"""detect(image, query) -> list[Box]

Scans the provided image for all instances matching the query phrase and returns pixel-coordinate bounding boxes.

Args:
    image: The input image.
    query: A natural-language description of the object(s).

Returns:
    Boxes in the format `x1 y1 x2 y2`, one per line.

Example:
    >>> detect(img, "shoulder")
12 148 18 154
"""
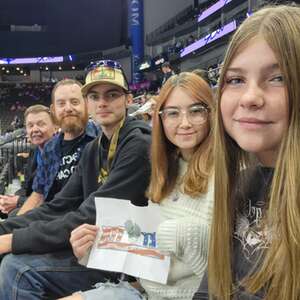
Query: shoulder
43 132 62 151
118 118 152 150
85 120 101 138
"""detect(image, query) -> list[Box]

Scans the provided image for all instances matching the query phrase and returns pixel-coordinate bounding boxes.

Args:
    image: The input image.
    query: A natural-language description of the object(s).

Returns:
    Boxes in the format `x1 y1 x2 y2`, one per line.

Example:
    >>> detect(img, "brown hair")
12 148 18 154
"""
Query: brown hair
51 79 82 104
24 104 52 122
148 72 215 203
208 4 300 300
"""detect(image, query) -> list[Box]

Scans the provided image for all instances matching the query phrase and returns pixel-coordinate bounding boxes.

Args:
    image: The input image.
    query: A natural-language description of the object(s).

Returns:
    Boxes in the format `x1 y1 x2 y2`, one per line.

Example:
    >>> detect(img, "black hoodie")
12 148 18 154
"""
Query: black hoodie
0 117 151 254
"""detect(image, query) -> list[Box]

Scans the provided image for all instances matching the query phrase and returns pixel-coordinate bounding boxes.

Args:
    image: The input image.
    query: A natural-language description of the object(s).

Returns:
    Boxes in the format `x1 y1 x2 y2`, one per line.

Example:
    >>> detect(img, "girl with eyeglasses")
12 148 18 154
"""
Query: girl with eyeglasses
139 72 215 299
193 4 300 300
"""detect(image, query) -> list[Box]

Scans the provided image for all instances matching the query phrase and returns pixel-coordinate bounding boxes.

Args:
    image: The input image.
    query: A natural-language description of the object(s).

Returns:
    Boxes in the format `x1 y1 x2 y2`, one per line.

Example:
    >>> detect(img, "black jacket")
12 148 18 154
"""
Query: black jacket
0 117 151 254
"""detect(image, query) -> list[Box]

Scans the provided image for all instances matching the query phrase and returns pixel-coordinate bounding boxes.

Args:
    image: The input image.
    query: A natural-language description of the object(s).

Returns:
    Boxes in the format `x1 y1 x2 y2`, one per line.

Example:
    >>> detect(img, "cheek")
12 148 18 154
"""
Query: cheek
162 122 174 143
220 96 234 130
87 102 96 116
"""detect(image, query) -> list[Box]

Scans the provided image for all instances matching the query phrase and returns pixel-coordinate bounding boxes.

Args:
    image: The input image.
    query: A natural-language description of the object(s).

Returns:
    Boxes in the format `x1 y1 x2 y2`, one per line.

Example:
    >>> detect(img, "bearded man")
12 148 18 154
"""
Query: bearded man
17 79 99 215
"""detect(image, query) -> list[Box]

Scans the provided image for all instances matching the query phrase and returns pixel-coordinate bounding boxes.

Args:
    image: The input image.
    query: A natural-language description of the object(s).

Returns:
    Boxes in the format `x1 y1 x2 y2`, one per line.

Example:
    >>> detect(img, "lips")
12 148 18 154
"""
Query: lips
235 117 272 129
177 132 196 135
63 114 79 119
97 111 112 116
31 134 42 139
236 117 271 124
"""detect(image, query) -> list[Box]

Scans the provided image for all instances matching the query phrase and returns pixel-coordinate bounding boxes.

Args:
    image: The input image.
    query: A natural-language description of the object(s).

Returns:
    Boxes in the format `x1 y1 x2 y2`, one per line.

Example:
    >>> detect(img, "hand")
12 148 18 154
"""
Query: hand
0 195 19 214
0 234 12 254
70 224 99 260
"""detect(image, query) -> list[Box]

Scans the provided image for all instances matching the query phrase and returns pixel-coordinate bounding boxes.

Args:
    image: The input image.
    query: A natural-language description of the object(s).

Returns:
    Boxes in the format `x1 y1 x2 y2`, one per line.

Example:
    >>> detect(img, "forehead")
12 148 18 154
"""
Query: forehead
164 87 198 108
26 111 52 124
87 83 123 94
228 38 279 70
54 84 83 101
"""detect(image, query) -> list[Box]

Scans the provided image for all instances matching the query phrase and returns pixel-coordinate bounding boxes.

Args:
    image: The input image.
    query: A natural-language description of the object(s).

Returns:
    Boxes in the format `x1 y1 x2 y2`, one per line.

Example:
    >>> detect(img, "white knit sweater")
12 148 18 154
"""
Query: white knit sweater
140 159 214 300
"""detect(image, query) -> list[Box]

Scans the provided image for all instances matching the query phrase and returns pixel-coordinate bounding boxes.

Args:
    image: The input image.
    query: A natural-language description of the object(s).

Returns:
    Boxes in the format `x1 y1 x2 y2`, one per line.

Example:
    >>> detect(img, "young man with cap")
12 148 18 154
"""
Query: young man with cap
0 60 151 299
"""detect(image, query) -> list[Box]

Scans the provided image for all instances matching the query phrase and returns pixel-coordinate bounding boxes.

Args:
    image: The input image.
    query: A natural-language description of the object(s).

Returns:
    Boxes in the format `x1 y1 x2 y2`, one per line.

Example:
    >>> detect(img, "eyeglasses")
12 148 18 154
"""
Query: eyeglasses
86 90 126 103
159 103 210 125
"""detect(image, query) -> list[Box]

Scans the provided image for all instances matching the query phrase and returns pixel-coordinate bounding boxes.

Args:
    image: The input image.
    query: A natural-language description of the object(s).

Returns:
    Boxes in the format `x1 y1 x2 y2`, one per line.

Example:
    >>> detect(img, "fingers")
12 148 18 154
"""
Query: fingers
0 195 18 212
70 224 99 259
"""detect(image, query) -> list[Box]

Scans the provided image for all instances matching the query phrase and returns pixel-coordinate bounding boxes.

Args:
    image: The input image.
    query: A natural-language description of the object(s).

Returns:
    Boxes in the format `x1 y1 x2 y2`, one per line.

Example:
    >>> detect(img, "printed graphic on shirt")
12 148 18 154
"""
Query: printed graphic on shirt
234 199 270 261
56 148 81 181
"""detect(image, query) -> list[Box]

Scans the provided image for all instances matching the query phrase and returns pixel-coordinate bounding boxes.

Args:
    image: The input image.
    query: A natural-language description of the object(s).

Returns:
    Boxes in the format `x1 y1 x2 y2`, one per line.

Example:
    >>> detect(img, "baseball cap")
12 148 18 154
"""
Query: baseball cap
82 60 129 95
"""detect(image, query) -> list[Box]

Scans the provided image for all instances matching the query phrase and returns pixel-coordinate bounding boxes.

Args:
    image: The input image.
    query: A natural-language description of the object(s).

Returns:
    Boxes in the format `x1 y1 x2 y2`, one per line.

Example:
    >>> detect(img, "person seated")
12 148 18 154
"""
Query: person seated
0 60 151 299
61 72 215 300
15 79 98 216
0 105 56 216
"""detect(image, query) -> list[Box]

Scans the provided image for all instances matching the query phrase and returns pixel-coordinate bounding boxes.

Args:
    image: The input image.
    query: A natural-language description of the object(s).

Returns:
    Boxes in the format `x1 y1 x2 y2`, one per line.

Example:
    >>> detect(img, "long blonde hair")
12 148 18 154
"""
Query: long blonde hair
148 72 214 203
209 5 300 300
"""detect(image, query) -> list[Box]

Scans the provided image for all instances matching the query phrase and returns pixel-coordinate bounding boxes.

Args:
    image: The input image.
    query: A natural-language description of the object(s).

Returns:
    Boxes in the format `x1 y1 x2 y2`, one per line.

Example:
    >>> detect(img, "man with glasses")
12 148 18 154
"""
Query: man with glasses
0 60 151 299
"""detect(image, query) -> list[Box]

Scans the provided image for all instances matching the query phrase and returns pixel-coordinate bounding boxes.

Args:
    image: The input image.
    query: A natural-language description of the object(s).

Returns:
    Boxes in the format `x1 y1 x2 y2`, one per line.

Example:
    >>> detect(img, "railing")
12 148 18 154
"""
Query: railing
0 128 32 194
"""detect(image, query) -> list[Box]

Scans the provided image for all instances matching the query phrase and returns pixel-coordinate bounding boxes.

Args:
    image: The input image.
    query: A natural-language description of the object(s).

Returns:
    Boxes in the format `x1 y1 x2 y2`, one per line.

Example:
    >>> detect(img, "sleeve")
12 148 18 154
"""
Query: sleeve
192 271 209 300
11 135 151 254
0 147 85 236
31 151 46 195
157 217 210 278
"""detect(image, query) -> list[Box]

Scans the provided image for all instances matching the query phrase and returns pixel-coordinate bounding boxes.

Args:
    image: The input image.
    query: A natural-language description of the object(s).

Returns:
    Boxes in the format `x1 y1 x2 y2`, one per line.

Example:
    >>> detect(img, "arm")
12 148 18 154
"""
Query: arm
0 143 85 236
0 234 12 255
11 135 151 254
157 217 210 278
16 192 44 215
192 271 209 300
69 223 99 265
0 195 19 214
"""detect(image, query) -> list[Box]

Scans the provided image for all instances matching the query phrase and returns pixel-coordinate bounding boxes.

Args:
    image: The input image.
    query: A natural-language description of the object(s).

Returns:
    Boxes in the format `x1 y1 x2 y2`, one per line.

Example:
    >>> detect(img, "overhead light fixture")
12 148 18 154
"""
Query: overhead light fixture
72 66 75 70
58 66 62 70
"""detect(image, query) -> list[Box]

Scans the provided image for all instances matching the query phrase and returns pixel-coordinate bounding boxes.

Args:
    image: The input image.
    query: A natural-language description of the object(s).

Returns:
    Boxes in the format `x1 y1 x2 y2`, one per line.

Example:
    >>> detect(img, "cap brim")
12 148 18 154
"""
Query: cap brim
82 79 128 95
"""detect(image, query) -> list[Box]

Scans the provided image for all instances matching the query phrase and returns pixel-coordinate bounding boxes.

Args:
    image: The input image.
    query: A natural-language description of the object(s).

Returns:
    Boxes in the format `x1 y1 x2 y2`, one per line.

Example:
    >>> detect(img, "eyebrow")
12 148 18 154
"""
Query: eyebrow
88 88 123 94
163 103 205 109
226 63 281 74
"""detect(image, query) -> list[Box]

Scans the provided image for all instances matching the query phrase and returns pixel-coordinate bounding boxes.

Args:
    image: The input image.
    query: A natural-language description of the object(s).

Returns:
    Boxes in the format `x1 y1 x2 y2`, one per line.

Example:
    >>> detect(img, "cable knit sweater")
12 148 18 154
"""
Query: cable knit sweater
140 159 214 300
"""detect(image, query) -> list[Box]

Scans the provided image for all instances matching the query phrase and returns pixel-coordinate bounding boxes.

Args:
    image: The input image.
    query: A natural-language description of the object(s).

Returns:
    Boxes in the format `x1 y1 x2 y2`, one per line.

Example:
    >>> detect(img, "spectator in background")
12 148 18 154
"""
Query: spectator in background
161 61 176 86
16 79 99 215
192 69 211 86
0 105 56 215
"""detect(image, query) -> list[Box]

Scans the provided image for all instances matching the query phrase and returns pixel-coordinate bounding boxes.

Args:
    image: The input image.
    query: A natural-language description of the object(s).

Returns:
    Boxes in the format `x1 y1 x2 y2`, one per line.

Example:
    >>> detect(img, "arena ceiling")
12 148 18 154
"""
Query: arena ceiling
0 0 129 58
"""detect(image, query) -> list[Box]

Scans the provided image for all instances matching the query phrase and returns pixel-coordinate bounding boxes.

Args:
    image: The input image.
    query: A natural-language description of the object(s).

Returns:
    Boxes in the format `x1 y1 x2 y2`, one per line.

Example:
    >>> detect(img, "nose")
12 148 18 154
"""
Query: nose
179 111 192 128
96 96 108 108
64 101 75 112
239 81 264 110
31 124 40 133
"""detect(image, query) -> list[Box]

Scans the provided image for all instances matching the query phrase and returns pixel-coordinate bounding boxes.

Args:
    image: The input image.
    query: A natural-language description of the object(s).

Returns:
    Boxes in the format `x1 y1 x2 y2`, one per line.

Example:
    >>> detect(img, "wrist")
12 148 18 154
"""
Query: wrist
0 234 12 254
